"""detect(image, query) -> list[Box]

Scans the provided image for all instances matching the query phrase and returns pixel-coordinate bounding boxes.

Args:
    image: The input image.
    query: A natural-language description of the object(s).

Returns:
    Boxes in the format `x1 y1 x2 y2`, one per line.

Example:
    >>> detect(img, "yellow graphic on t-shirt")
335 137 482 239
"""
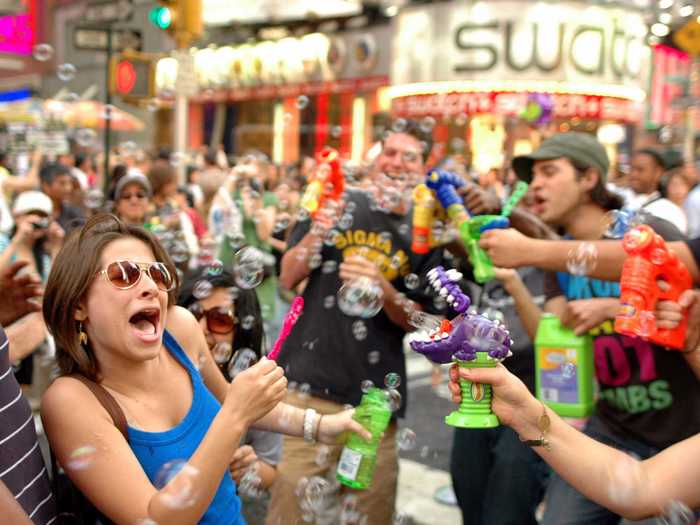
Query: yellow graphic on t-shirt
334 229 411 281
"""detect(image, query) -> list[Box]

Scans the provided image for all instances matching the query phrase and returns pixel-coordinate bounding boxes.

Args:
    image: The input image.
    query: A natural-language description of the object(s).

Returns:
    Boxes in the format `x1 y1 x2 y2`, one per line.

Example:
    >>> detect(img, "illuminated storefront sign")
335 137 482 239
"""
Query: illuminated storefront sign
0 12 35 55
391 90 641 123
392 1 649 98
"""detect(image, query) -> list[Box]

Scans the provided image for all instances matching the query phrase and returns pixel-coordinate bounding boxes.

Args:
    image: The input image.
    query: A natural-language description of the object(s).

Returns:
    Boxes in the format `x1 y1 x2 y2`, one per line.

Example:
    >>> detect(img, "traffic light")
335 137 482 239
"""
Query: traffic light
109 51 156 101
149 0 202 48
149 4 173 30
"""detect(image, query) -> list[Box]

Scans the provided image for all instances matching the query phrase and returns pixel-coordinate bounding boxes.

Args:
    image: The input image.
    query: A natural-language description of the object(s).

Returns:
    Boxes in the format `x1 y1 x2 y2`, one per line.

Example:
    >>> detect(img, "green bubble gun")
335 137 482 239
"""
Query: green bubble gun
461 181 529 283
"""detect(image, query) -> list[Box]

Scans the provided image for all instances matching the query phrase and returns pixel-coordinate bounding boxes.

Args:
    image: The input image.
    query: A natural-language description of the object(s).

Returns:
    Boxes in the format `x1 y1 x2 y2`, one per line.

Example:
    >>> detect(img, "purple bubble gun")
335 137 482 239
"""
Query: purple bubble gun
408 266 512 428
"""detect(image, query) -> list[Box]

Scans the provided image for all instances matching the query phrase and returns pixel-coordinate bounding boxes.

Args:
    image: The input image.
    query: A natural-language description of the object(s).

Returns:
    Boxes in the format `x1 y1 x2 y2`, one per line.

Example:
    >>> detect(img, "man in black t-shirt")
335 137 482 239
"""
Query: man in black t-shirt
268 125 443 524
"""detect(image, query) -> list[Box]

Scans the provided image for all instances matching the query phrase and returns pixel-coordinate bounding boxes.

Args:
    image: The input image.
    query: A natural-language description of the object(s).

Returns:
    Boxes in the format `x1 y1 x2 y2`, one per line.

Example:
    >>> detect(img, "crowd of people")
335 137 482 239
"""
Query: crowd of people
0 119 699 525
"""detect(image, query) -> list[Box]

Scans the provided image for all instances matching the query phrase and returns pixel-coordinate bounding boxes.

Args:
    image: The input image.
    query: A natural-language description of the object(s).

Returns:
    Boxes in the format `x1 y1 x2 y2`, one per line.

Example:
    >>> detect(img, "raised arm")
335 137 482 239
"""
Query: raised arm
482 228 700 284
449 364 700 519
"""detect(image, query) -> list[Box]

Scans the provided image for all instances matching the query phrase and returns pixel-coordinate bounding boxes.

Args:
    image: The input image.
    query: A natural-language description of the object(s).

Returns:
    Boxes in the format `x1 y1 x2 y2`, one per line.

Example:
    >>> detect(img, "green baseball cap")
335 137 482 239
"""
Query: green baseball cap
512 132 609 183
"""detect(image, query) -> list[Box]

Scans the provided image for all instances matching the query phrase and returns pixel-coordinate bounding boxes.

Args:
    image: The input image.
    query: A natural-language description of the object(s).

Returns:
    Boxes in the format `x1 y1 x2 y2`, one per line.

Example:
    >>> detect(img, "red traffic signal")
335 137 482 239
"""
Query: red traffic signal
110 52 156 100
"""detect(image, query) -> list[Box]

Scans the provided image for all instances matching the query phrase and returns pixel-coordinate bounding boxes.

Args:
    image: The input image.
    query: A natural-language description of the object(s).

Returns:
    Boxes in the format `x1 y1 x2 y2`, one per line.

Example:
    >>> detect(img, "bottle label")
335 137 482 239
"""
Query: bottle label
538 347 579 404
337 447 363 481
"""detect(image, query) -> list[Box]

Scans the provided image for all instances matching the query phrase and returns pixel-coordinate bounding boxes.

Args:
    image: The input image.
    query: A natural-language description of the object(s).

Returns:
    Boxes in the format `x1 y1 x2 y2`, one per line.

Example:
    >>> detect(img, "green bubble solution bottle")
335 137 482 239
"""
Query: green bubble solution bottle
336 388 392 490
535 313 595 418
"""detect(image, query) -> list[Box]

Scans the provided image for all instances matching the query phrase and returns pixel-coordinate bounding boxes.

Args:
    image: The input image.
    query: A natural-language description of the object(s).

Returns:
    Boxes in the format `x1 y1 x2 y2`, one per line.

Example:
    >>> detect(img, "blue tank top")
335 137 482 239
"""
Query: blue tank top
127 330 244 525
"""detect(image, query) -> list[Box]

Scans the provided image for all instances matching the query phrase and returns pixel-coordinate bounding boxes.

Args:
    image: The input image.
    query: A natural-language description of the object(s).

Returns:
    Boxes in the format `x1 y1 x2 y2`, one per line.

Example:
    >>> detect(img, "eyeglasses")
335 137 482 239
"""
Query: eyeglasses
97 260 175 292
187 303 235 334
120 192 147 201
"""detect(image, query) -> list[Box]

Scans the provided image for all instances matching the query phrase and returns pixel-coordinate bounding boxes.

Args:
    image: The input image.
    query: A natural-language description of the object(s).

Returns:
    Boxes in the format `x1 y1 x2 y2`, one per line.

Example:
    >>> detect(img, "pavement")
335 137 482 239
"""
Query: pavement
396 348 462 525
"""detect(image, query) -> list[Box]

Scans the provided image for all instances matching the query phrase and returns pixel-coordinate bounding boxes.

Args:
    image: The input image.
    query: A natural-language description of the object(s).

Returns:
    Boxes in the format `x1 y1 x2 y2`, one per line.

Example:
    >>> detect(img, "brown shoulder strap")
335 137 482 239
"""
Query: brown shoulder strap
71 374 129 441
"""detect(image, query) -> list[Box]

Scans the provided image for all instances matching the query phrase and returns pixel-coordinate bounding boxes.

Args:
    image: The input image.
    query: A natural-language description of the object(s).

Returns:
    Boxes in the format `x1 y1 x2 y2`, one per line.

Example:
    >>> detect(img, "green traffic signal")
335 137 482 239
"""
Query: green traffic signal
149 6 172 30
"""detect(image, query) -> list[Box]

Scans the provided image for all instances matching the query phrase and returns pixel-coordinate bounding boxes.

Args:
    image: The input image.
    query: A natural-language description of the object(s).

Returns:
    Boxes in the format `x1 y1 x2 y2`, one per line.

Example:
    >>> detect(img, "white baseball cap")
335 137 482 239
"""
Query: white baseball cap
13 191 53 216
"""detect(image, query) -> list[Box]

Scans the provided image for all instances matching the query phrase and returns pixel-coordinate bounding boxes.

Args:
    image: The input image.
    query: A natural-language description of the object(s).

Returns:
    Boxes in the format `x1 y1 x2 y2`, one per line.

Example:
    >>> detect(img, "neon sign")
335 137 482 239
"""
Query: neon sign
0 13 34 55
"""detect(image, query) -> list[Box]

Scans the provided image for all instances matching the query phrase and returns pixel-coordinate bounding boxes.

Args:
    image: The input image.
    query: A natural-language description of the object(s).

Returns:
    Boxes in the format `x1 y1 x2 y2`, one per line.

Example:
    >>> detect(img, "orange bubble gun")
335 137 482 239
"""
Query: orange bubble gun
411 184 437 254
614 225 692 350
300 147 344 218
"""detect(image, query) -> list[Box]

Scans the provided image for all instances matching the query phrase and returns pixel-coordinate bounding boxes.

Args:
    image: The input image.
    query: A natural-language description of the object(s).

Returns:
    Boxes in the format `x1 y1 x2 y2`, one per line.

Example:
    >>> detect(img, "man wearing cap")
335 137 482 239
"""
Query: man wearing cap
113 171 152 227
480 132 698 525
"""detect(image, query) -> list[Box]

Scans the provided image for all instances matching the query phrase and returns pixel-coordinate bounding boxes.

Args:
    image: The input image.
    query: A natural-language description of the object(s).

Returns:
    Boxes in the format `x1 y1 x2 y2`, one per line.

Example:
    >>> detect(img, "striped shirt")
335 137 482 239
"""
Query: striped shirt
0 326 56 524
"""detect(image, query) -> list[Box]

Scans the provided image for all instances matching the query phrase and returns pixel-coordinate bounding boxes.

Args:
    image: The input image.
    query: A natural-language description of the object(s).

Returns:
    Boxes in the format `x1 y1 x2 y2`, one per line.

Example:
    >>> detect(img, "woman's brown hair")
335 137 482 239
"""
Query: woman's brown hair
43 213 179 381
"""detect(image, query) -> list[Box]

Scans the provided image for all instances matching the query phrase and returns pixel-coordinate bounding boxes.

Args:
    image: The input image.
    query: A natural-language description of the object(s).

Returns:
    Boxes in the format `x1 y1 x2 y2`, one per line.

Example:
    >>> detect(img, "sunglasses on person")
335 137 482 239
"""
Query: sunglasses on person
187 303 235 334
97 260 175 292
120 191 147 201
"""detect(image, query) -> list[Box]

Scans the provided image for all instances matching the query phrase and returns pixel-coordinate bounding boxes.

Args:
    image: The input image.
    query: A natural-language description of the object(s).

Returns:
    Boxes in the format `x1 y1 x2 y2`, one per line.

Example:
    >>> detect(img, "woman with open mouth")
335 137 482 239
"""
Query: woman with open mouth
39 214 369 525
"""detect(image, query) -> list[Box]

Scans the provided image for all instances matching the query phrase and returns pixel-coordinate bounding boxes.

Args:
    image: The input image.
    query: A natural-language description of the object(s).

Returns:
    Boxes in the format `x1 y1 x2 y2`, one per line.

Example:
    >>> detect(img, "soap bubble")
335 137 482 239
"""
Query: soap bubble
66 445 97 471
211 342 232 364
154 460 199 509
315 445 330 467
637 310 657 338
84 189 104 210
33 43 54 61
308 253 322 269
206 260 224 276
420 116 436 133
241 315 255 330
561 362 576 379
338 277 384 318
566 242 598 276
75 128 97 147
169 151 186 167
386 388 402 411
408 311 442 332
419 446 430 458
393 512 410 525
331 125 343 138
146 99 160 112
323 295 335 309
228 232 246 250
299 383 311 399
352 320 368 340
368 351 380 365
361 379 374 393
192 280 213 300
238 468 263 499
384 372 401 389
338 214 353 230
322 260 337 274
233 246 265 289
404 273 419 290
392 119 407 133
57 63 76 82
169 242 189 264
657 501 695 525
302 476 330 514
396 428 416 451
227 348 257 378
296 95 309 109
102 104 115 121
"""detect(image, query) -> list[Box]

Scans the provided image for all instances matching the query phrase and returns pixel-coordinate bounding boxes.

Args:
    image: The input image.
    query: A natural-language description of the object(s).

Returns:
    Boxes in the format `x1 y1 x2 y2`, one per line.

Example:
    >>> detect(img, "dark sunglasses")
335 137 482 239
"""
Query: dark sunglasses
120 191 147 201
97 260 174 292
188 303 235 334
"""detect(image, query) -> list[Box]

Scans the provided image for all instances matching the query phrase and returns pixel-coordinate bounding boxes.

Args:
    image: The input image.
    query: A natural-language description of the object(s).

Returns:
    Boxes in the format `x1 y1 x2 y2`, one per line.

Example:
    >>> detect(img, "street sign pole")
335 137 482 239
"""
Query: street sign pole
103 26 112 196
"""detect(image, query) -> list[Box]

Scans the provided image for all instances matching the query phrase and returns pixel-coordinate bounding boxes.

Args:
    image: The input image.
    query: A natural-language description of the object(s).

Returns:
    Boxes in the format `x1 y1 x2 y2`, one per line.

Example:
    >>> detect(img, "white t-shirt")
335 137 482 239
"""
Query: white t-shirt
627 192 688 235
0 168 14 234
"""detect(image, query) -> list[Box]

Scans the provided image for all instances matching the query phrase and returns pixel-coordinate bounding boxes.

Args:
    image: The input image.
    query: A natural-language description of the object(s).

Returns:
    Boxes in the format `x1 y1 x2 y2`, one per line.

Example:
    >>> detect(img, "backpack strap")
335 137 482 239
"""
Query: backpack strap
70 374 128 440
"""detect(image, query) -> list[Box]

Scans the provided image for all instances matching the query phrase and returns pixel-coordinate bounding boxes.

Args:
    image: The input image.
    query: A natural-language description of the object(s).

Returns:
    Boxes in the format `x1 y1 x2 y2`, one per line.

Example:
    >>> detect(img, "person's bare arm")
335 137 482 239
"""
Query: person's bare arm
494 268 543 340
449 364 700 519
7 313 45 362
2 148 42 194
0 480 32 524
481 229 700 284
